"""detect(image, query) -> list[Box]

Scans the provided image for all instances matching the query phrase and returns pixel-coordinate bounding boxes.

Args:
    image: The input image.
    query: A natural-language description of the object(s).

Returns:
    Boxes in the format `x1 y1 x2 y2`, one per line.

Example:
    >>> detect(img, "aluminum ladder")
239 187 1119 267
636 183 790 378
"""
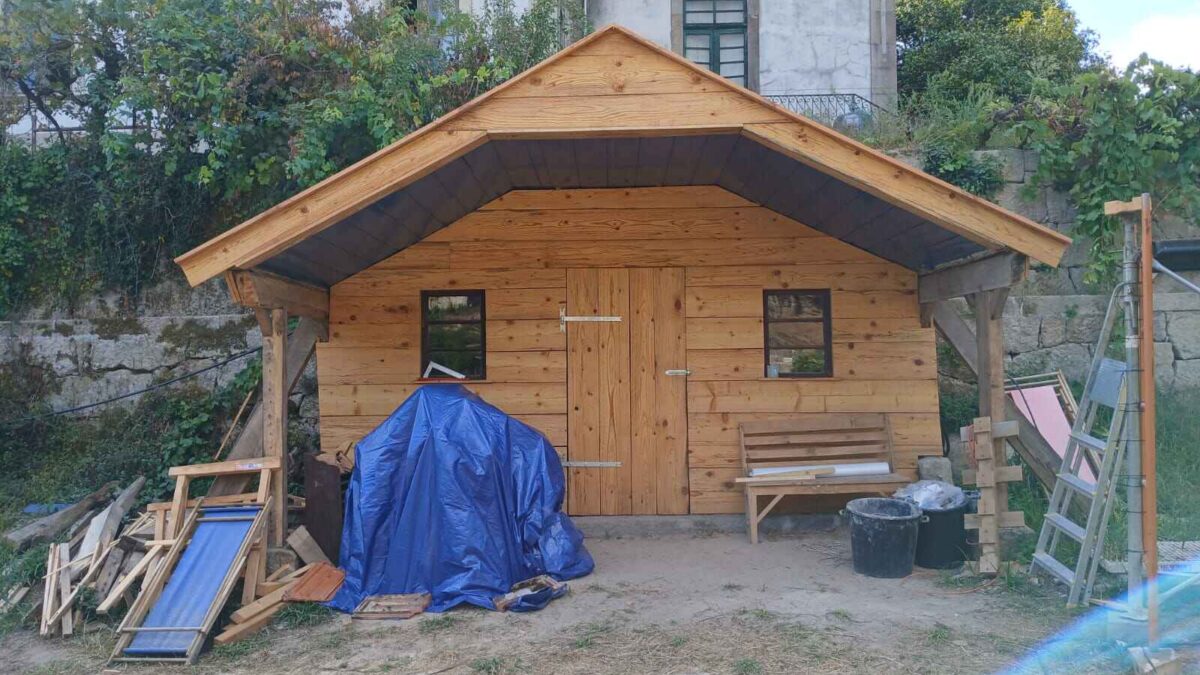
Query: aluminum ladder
1030 285 1130 606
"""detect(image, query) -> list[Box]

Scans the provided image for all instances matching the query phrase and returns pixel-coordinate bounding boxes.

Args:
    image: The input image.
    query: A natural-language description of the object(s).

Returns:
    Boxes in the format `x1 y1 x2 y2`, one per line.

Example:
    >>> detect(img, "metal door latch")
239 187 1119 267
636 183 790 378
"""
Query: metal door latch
664 369 691 376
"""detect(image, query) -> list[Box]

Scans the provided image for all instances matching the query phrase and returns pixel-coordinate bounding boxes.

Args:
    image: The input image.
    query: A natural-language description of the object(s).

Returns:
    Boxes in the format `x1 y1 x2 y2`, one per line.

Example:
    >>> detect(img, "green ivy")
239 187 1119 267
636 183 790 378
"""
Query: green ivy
921 142 1005 199
1009 59 1200 283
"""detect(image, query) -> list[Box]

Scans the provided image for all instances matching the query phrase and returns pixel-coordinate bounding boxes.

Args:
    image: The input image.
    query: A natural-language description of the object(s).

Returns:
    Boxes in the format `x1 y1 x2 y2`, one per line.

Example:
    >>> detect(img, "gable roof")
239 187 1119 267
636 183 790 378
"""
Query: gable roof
175 25 1070 288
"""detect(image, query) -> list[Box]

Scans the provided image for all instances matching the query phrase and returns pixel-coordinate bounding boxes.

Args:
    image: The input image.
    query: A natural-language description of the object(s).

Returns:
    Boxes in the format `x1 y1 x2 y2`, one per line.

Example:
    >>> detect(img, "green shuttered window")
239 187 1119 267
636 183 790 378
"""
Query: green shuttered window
683 0 747 85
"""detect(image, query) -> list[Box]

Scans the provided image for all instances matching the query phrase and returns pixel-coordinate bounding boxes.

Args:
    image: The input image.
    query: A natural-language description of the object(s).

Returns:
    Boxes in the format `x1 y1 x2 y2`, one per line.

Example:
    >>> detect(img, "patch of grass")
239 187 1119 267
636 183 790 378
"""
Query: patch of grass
419 613 461 634
471 656 505 674
669 635 688 648
739 608 777 622
826 609 853 623
274 602 335 629
927 622 953 645
573 620 612 649
732 657 764 674
209 630 271 661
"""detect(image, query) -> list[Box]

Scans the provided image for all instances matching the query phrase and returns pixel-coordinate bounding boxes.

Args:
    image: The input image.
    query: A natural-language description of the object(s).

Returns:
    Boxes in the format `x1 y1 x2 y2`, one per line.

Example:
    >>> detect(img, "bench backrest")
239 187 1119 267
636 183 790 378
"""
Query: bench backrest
738 413 894 474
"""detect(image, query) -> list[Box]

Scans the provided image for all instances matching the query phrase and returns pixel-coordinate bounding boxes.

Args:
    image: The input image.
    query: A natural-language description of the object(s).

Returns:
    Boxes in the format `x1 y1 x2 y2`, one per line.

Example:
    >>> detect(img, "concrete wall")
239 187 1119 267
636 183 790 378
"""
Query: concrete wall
590 0 672 49
758 0 871 98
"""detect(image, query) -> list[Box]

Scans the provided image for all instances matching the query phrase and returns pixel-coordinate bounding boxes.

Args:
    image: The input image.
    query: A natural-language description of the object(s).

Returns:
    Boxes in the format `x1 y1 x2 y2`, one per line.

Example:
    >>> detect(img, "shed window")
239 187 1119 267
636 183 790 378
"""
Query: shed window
683 1 747 86
421 290 485 380
764 290 831 377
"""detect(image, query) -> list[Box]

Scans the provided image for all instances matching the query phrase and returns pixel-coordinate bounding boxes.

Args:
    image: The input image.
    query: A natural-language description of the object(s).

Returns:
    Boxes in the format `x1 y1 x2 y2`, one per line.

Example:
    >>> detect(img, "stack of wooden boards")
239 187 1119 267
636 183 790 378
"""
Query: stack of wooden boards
16 477 147 637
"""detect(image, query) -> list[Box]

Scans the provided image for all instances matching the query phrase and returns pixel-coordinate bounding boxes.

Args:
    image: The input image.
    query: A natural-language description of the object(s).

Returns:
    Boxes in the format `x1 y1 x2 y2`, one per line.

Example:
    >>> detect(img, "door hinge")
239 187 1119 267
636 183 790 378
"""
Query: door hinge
560 307 623 332
561 461 622 468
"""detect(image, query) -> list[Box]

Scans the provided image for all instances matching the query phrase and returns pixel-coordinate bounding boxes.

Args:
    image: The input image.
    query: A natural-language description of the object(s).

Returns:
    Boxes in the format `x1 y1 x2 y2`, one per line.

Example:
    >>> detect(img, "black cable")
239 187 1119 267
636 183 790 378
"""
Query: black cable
0 345 262 427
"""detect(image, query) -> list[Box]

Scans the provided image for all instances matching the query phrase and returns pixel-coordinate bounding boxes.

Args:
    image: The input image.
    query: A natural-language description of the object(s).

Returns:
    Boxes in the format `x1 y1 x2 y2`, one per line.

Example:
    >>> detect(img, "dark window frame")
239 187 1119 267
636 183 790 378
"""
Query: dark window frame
762 289 833 378
420 289 486 380
683 0 748 85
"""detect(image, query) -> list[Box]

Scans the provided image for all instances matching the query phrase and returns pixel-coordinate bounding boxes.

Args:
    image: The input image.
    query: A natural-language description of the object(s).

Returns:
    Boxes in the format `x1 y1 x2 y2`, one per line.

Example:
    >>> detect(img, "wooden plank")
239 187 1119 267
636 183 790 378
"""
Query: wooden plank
628 268 658 514
262 308 288 547
316 348 564 385
226 269 329 321
685 287 916 319
214 603 283 645
325 319 563 351
917 252 1027 304
686 264 915 291
494 51 732 98
176 129 487 285
331 288 565 323
653 268 689 514
686 343 935 381
97 546 162 613
366 242 451 271
567 269 601 515
282 562 345 603
686 317 930 350
168 456 283 478
446 92 789 131
479 186 754 211
447 238 877 270
429 207 819 242
231 581 295 624
687 380 939 413
334 268 565 296
286 526 331 566
56 544 73 636
320 413 568 451
319 382 567 416
597 268 632 515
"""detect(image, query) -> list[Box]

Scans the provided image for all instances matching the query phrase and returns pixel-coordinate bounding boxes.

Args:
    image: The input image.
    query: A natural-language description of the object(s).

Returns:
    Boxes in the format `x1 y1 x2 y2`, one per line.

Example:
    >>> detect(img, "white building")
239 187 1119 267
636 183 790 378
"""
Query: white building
459 0 898 110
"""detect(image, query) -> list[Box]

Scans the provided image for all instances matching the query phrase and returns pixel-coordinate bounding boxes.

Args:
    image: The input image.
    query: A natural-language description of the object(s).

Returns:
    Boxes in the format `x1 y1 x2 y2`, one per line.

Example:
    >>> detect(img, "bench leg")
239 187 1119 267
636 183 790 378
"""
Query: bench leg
746 489 758 544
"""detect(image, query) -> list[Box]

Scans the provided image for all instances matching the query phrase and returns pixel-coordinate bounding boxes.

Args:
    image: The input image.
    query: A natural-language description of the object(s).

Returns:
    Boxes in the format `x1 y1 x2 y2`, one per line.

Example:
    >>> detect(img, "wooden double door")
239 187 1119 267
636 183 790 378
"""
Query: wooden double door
565 268 689 515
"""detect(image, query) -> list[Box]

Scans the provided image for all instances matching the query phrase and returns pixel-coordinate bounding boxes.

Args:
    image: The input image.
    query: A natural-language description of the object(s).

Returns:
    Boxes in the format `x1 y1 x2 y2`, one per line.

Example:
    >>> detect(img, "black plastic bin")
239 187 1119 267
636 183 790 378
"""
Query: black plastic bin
844 497 923 579
915 502 968 569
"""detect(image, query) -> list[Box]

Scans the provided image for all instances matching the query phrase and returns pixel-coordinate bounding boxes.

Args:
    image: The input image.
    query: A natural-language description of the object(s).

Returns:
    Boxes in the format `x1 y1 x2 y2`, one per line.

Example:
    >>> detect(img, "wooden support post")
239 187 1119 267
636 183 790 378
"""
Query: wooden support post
972 288 1012 571
262 308 288 547
1138 193 1159 642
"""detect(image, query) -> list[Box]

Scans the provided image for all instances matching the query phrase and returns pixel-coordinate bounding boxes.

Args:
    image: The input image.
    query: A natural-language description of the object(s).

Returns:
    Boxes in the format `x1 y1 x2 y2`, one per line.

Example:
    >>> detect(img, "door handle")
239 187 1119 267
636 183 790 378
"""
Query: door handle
664 369 691 376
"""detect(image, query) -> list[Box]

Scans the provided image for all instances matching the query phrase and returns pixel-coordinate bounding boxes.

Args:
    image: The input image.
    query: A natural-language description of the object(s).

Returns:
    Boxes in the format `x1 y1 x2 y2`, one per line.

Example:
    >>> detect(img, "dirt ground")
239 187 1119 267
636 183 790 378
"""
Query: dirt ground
2 528 1124 674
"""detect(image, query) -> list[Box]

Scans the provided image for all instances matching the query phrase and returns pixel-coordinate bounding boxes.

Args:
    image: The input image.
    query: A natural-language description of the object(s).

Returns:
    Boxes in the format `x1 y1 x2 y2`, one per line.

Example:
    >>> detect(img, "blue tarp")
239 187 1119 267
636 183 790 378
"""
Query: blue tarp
328 384 593 613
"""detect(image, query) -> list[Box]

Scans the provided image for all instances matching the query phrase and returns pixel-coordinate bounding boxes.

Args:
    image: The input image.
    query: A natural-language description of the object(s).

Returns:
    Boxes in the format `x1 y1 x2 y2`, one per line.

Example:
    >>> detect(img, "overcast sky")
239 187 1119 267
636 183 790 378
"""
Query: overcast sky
1071 0 1199 71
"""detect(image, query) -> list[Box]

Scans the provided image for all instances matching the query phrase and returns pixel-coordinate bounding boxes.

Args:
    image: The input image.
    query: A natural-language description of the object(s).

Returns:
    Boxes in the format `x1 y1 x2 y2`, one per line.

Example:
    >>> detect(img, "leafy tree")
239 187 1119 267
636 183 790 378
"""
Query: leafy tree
897 0 1097 101
1009 58 1200 280
0 0 585 314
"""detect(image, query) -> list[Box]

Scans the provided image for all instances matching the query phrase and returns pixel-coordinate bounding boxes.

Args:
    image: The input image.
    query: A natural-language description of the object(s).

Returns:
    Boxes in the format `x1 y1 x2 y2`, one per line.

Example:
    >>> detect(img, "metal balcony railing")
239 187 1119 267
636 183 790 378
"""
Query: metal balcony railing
764 93 890 130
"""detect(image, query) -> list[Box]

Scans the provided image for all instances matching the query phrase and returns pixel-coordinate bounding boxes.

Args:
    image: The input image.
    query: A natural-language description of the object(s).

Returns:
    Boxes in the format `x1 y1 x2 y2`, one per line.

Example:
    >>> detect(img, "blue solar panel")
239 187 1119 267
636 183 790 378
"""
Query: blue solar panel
124 505 262 658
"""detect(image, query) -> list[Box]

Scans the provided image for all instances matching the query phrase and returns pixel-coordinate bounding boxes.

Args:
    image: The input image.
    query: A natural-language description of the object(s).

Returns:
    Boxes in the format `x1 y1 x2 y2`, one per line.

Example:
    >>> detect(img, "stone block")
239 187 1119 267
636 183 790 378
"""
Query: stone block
996 184 1048 223
945 435 968 485
1173 360 1200 389
1045 189 1076 225
1156 342 1176 390
918 456 954 483
1009 343 1092 381
1167 312 1200 360
1003 311 1041 353
1039 315 1066 348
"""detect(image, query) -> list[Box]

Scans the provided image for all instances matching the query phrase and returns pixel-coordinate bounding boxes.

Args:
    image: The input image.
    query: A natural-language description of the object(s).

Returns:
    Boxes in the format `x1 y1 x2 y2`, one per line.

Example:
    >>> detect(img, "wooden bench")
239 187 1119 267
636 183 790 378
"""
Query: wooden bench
738 414 911 543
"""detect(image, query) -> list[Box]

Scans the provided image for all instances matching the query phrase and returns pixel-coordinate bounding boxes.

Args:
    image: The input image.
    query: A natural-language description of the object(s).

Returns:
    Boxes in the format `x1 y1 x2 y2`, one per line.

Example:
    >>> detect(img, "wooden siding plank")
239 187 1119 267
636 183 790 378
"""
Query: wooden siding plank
447 238 877 269
331 288 564 323
494 52 729 98
686 380 938 414
445 92 788 131
597 269 632 515
628 268 658 513
430 207 819 242
319 383 566 416
316 348 564 385
686 264 914 291
479 186 754 211
686 343 935 381
653 268 689 514
321 413 568 451
567 269 601 515
685 287 918 319
335 268 565 296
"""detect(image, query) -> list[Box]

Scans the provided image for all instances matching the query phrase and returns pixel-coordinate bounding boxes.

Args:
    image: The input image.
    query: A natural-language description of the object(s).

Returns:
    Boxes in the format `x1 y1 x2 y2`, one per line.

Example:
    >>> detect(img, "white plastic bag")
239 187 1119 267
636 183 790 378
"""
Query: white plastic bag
894 480 966 510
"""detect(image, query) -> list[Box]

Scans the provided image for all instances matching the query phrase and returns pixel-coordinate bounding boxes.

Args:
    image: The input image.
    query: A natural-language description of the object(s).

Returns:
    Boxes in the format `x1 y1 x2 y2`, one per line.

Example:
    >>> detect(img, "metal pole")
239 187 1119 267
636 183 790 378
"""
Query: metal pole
1138 193 1159 642
1123 217 1146 620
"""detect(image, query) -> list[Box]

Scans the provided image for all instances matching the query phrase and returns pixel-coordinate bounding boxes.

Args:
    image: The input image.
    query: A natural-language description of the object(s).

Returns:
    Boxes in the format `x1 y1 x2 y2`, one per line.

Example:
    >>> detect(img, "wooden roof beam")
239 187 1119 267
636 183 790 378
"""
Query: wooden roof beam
917 251 1027 305
225 269 329 323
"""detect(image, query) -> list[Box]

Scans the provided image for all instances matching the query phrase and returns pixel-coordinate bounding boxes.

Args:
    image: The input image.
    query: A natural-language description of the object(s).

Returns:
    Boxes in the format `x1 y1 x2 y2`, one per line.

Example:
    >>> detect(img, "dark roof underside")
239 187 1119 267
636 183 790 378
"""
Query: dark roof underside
258 134 988 287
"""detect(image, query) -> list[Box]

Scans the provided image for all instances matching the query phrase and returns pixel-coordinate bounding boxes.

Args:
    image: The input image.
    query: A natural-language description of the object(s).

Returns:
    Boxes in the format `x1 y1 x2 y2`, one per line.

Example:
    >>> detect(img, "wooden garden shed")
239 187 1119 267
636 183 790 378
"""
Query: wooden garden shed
176 26 1070 525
